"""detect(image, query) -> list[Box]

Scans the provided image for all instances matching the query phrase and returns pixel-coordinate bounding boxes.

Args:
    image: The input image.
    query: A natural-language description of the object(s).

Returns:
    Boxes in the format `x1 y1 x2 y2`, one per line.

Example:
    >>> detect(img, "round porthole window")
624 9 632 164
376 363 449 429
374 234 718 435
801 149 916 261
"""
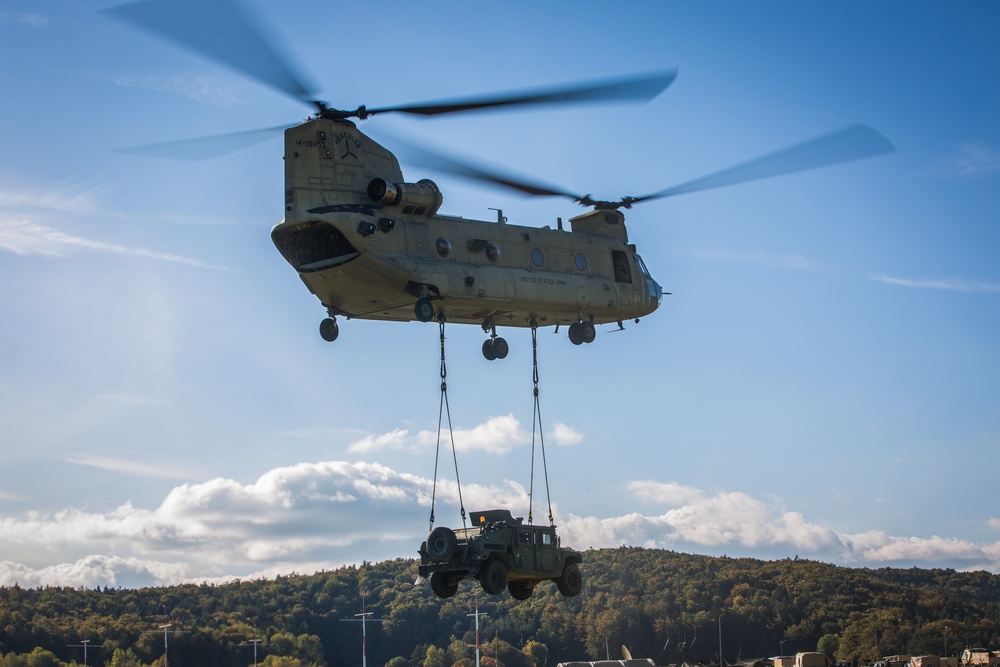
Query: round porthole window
436 238 451 257
531 248 544 267
486 243 501 262
575 253 587 271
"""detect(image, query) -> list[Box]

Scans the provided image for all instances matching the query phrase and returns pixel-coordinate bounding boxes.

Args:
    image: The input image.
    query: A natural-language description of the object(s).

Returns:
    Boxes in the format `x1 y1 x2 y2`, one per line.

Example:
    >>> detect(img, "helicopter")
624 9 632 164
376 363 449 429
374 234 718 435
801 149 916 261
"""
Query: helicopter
108 0 895 361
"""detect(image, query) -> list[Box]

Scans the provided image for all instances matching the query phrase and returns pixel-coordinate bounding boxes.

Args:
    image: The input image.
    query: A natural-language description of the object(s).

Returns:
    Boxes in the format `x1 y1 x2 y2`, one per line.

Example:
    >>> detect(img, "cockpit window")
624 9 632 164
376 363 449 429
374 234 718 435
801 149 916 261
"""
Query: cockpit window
635 253 652 278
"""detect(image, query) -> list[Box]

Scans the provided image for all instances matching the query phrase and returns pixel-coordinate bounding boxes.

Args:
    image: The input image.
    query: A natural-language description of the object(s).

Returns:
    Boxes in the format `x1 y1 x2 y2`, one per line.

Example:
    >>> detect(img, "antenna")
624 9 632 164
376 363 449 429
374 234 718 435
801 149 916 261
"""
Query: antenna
340 594 385 667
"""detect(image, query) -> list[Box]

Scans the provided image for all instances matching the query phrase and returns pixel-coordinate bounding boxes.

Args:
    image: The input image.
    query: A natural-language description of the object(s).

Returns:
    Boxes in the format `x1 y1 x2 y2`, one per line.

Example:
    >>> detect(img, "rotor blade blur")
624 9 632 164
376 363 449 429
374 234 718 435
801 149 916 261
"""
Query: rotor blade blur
366 70 677 117
383 132 582 200
104 0 317 106
117 125 287 160
633 124 896 203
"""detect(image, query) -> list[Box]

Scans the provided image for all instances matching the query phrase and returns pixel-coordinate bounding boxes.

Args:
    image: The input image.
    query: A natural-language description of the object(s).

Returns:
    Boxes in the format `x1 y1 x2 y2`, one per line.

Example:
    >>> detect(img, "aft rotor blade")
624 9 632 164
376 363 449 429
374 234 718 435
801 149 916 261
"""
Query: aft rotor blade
631 124 896 204
104 0 318 106
117 125 288 160
365 70 677 117
384 132 583 200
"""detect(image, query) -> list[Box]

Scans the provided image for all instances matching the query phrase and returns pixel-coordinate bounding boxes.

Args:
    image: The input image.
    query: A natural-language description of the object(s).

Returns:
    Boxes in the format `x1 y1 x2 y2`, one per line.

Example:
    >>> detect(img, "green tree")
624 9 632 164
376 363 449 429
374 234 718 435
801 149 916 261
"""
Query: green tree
24 648 60 667
423 645 447 667
817 634 839 659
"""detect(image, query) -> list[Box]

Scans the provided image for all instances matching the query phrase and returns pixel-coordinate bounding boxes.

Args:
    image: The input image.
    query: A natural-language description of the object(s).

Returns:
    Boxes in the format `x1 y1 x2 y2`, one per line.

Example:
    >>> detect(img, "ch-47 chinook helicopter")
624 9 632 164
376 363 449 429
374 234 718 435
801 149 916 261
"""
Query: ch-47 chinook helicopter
109 0 895 361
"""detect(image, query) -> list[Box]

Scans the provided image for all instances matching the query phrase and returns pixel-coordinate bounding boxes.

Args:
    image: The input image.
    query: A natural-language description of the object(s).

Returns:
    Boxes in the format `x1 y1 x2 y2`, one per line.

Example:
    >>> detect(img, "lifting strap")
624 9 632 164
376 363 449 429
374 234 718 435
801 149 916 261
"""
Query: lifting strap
429 315 468 534
528 321 554 526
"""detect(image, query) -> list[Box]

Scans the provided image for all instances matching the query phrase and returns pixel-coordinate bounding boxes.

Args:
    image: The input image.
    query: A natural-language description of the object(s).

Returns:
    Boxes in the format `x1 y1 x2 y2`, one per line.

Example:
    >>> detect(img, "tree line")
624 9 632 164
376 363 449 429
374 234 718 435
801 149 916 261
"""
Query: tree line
0 548 997 667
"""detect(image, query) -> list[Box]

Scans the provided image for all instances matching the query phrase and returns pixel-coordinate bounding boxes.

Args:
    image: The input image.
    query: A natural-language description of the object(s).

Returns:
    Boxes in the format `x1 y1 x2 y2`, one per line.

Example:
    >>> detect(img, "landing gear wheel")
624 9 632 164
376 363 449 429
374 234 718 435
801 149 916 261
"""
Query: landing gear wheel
581 321 596 344
319 317 339 342
426 526 457 561
568 322 584 345
480 559 508 595
430 572 459 599
482 339 497 361
556 562 582 597
414 298 435 323
492 337 509 359
508 579 534 600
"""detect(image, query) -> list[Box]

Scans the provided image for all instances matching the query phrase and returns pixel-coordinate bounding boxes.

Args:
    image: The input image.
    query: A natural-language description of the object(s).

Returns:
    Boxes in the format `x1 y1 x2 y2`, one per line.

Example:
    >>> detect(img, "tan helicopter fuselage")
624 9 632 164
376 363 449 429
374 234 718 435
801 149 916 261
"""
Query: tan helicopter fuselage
270 118 664 331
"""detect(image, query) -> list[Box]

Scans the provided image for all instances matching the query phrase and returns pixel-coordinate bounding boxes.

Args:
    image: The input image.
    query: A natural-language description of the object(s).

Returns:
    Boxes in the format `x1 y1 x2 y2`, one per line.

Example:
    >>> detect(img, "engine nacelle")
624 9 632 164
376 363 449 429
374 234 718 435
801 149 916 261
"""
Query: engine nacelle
367 178 443 217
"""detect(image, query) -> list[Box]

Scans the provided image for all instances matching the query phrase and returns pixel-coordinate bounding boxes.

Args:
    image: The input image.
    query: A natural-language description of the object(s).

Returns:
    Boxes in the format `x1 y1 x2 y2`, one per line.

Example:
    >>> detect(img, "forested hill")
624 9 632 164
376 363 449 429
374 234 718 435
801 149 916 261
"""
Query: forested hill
1 548 998 667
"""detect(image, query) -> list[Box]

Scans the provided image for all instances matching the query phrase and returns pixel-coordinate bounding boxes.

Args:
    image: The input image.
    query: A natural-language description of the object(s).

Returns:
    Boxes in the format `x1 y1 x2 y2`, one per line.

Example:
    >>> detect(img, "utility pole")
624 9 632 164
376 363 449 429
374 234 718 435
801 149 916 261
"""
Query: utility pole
340 595 385 667
67 639 99 666
239 638 271 666
467 600 488 667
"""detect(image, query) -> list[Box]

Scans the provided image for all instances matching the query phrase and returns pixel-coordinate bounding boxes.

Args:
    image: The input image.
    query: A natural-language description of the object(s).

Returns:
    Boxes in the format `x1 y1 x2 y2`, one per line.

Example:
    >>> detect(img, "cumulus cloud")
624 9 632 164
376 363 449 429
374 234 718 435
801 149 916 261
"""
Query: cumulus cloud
551 421 584 445
2 464 999 588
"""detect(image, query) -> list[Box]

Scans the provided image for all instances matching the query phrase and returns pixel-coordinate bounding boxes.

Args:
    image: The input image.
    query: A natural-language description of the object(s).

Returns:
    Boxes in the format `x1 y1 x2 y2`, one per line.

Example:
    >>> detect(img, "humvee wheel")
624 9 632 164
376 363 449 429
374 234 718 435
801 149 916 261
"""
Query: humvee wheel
426 526 457 561
430 572 459 599
508 579 534 600
480 559 508 595
556 562 582 597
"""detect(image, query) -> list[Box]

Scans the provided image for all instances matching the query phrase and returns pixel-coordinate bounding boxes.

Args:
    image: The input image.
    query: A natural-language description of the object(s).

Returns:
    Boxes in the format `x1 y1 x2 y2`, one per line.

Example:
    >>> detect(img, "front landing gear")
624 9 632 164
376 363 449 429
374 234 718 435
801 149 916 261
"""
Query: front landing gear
319 317 339 342
481 318 508 361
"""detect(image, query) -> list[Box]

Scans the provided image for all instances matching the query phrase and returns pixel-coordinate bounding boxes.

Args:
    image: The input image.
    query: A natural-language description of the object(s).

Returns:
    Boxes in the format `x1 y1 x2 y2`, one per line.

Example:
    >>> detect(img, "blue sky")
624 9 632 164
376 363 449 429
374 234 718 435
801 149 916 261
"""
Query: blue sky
1 0 998 588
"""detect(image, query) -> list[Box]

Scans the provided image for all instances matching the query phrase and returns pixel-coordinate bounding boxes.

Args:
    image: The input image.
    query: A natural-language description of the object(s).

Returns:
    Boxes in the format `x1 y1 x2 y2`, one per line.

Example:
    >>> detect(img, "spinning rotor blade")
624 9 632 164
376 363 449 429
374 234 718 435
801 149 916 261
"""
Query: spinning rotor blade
627 123 896 205
385 133 581 199
363 70 678 118
104 0 318 106
393 124 895 212
118 125 289 160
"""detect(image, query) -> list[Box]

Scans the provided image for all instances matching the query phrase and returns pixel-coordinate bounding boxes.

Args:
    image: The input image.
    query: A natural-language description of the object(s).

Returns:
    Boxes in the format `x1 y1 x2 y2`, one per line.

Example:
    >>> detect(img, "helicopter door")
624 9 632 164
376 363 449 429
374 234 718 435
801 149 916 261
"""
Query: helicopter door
611 250 632 284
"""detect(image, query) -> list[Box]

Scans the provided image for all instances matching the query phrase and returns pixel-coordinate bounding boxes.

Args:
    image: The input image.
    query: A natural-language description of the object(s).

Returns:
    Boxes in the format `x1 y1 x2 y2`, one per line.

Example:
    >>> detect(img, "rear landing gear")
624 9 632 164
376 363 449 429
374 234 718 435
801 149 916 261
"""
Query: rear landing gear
568 321 595 346
481 318 508 361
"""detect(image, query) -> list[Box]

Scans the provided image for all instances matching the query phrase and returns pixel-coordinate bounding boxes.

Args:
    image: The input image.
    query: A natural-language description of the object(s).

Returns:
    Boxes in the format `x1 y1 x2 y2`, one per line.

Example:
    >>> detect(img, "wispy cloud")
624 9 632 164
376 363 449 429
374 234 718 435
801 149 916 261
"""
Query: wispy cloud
0 12 48 27
109 73 238 106
0 461 998 588
944 143 1000 177
868 274 1000 294
0 218 224 269
64 454 193 480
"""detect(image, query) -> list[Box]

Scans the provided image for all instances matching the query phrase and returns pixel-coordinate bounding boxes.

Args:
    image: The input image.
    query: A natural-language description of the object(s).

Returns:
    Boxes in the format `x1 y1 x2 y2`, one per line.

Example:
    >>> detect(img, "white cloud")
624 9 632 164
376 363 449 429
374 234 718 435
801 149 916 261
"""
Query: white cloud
110 73 238 106
348 414 530 455
551 421 584 445
0 12 48 27
2 464 998 588
686 248 821 272
65 454 193 480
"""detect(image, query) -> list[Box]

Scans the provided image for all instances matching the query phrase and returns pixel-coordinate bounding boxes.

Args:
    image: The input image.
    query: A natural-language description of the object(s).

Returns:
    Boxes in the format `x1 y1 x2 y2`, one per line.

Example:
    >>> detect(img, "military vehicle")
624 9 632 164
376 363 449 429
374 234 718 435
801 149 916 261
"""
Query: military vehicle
418 509 582 600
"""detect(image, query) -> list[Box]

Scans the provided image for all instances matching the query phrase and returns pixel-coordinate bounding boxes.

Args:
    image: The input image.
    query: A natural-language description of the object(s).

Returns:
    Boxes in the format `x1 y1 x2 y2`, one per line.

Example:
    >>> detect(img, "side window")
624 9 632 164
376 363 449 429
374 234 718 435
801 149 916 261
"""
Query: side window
612 250 632 284
542 532 553 546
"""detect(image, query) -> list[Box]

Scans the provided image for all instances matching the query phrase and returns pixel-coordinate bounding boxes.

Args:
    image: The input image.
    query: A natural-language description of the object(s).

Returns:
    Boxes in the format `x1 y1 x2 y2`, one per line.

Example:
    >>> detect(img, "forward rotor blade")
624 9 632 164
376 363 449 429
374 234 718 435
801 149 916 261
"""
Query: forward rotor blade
117 125 288 160
384 132 583 200
104 0 317 106
630 124 896 204
365 70 677 117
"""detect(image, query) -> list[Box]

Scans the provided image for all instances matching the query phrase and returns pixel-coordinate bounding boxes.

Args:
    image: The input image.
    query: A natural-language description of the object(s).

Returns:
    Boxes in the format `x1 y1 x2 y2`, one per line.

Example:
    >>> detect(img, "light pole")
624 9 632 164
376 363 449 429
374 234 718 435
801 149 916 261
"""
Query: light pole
780 640 786 657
